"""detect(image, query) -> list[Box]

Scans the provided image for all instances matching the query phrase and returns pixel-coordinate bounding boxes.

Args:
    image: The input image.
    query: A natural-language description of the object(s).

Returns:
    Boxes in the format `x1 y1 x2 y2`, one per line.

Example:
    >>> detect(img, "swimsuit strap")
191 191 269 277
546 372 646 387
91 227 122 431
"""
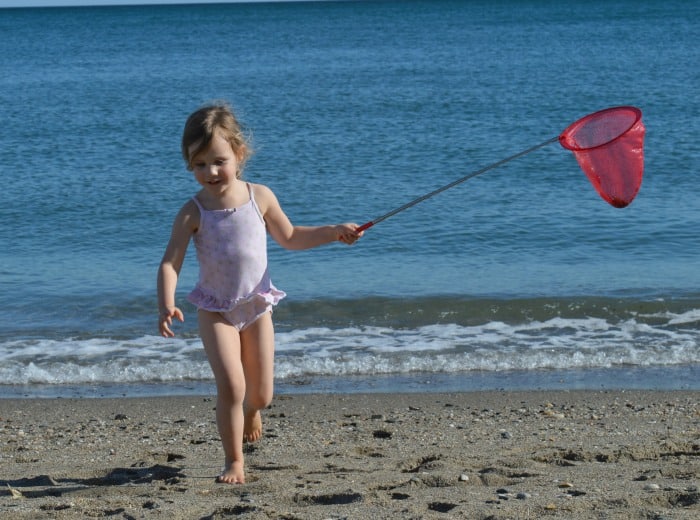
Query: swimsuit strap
247 183 265 223
191 196 204 211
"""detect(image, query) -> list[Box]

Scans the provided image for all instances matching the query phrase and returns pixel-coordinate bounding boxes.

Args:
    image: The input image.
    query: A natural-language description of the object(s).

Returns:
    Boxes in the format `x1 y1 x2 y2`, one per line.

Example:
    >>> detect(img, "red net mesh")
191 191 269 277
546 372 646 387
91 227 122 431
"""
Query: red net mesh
559 106 645 208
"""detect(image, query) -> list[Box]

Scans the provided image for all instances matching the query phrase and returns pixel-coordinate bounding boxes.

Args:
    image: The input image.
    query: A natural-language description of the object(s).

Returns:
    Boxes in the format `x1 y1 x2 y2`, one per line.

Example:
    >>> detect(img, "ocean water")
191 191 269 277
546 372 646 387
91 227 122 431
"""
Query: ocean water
1 0 699 398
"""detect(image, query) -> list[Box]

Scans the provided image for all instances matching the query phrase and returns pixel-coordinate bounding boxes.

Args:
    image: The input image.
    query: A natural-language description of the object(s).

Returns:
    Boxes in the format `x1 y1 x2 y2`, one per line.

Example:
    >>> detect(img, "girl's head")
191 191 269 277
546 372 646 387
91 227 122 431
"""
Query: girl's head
181 102 252 177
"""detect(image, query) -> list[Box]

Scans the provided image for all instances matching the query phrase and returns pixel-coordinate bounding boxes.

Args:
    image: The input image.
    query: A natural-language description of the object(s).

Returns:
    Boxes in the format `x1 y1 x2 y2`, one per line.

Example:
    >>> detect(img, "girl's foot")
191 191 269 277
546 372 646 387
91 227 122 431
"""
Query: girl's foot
217 460 245 484
243 409 263 443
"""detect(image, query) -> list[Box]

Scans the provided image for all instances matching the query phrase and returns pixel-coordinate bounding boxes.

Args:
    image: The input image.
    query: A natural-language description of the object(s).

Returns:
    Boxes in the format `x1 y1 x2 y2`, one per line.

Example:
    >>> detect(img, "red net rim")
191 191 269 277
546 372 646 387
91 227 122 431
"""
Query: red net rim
559 106 642 152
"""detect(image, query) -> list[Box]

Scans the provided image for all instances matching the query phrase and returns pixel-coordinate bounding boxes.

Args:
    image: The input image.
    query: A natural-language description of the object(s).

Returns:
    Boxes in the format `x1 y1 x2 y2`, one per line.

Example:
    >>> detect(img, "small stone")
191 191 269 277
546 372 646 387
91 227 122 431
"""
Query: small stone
458 473 469 482
500 430 512 439
543 410 565 419
644 483 660 491
545 503 557 510
516 492 531 500
558 482 574 488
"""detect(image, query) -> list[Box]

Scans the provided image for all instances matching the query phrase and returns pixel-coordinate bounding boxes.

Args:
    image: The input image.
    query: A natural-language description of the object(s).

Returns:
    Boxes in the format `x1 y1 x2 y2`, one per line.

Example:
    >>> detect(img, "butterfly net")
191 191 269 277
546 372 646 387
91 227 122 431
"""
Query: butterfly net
559 106 645 208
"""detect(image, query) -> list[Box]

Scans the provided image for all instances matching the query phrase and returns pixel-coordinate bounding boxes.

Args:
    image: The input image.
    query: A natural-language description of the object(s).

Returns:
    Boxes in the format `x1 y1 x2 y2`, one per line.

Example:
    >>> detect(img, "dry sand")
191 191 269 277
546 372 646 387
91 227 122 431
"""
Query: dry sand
1 390 698 519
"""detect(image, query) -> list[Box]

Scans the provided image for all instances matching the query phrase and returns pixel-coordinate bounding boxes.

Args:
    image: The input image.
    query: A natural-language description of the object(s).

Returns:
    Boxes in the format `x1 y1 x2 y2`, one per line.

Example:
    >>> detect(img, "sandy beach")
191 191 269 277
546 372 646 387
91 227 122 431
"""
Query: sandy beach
1 390 698 519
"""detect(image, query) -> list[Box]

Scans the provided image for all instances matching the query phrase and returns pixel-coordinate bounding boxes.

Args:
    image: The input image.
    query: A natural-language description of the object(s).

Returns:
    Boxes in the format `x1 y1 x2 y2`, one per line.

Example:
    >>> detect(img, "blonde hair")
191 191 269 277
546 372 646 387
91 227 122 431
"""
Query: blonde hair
181 102 252 177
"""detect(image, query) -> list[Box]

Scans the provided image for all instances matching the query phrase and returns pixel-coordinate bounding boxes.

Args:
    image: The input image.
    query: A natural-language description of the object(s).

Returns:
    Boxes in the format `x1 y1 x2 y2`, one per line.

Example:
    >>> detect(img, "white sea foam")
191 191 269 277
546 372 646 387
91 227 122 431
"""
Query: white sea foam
1 316 698 386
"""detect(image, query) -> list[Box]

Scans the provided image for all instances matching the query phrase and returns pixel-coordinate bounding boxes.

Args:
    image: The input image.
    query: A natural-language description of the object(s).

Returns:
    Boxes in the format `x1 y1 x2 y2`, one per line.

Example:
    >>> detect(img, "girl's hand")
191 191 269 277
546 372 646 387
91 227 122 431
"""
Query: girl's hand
159 307 184 337
336 224 363 245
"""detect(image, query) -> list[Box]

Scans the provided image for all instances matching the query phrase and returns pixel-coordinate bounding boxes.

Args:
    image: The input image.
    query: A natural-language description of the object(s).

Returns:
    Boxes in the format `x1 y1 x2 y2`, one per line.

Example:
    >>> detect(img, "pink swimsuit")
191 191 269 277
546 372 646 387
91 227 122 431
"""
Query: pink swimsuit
187 184 286 330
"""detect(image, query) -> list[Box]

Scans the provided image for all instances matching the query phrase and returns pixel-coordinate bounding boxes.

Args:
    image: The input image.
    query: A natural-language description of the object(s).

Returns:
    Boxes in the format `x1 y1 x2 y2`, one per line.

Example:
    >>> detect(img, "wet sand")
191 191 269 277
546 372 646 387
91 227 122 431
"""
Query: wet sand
1 390 698 519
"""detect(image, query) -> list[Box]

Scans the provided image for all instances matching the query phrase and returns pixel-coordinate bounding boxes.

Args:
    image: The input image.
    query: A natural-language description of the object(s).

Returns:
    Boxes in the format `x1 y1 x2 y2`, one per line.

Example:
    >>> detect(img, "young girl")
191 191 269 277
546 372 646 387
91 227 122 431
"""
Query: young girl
157 102 362 484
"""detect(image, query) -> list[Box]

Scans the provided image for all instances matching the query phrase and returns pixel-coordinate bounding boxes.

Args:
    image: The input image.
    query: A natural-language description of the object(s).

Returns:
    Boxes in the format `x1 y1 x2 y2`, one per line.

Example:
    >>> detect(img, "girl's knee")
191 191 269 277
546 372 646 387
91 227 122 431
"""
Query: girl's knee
216 378 246 404
245 389 273 411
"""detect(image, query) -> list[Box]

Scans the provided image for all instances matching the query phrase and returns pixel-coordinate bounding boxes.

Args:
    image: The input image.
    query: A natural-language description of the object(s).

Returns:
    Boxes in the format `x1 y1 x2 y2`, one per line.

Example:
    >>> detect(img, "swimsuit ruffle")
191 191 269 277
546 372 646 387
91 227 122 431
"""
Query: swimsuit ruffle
187 285 286 312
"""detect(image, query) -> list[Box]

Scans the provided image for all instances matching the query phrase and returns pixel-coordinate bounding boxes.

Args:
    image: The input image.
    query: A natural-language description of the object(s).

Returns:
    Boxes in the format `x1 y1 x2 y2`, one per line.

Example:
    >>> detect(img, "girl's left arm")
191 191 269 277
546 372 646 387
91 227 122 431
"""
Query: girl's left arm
255 184 362 249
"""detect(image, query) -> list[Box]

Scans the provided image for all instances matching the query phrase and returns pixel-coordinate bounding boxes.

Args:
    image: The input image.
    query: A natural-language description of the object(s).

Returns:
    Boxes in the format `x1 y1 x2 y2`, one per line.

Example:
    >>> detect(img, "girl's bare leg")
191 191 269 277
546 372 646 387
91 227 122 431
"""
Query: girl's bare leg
240 311 275 443
198 310 246 484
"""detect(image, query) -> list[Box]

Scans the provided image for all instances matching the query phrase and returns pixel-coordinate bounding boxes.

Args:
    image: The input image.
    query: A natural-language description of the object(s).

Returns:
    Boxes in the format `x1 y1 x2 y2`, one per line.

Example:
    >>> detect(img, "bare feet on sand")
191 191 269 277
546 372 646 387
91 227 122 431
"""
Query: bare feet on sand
217 460 245 484
243 409 263 443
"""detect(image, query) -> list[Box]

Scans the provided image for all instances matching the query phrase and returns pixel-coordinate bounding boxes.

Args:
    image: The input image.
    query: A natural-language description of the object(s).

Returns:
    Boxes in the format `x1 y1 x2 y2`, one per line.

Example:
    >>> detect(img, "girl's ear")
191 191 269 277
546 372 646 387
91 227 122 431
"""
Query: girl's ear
235 144 249 178
235 143 249 163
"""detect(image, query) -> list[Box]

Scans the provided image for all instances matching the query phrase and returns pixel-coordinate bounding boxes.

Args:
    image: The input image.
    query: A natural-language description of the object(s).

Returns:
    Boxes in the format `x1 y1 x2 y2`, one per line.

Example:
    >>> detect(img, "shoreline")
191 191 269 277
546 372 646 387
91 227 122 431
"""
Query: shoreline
1 390 698 519
3 365 700 399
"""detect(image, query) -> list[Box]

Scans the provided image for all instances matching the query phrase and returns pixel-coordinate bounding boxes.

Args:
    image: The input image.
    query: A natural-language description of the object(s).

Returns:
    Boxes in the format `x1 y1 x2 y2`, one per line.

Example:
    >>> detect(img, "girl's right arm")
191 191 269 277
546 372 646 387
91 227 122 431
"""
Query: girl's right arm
157 200 199 337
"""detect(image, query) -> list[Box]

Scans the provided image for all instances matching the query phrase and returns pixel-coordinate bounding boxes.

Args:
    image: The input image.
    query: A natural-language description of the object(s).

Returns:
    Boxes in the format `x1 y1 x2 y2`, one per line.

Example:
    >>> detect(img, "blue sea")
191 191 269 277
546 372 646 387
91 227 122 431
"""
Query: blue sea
1 0 699 398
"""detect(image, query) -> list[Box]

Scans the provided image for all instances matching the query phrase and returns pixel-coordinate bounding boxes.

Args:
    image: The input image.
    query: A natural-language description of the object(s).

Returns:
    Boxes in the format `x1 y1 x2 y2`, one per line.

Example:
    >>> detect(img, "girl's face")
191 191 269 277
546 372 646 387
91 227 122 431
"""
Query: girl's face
189 131 240 195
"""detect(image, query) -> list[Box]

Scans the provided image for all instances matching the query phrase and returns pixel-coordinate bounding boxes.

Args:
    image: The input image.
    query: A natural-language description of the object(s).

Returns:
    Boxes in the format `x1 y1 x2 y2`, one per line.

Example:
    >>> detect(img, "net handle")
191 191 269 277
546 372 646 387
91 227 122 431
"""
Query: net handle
357 136 559 233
